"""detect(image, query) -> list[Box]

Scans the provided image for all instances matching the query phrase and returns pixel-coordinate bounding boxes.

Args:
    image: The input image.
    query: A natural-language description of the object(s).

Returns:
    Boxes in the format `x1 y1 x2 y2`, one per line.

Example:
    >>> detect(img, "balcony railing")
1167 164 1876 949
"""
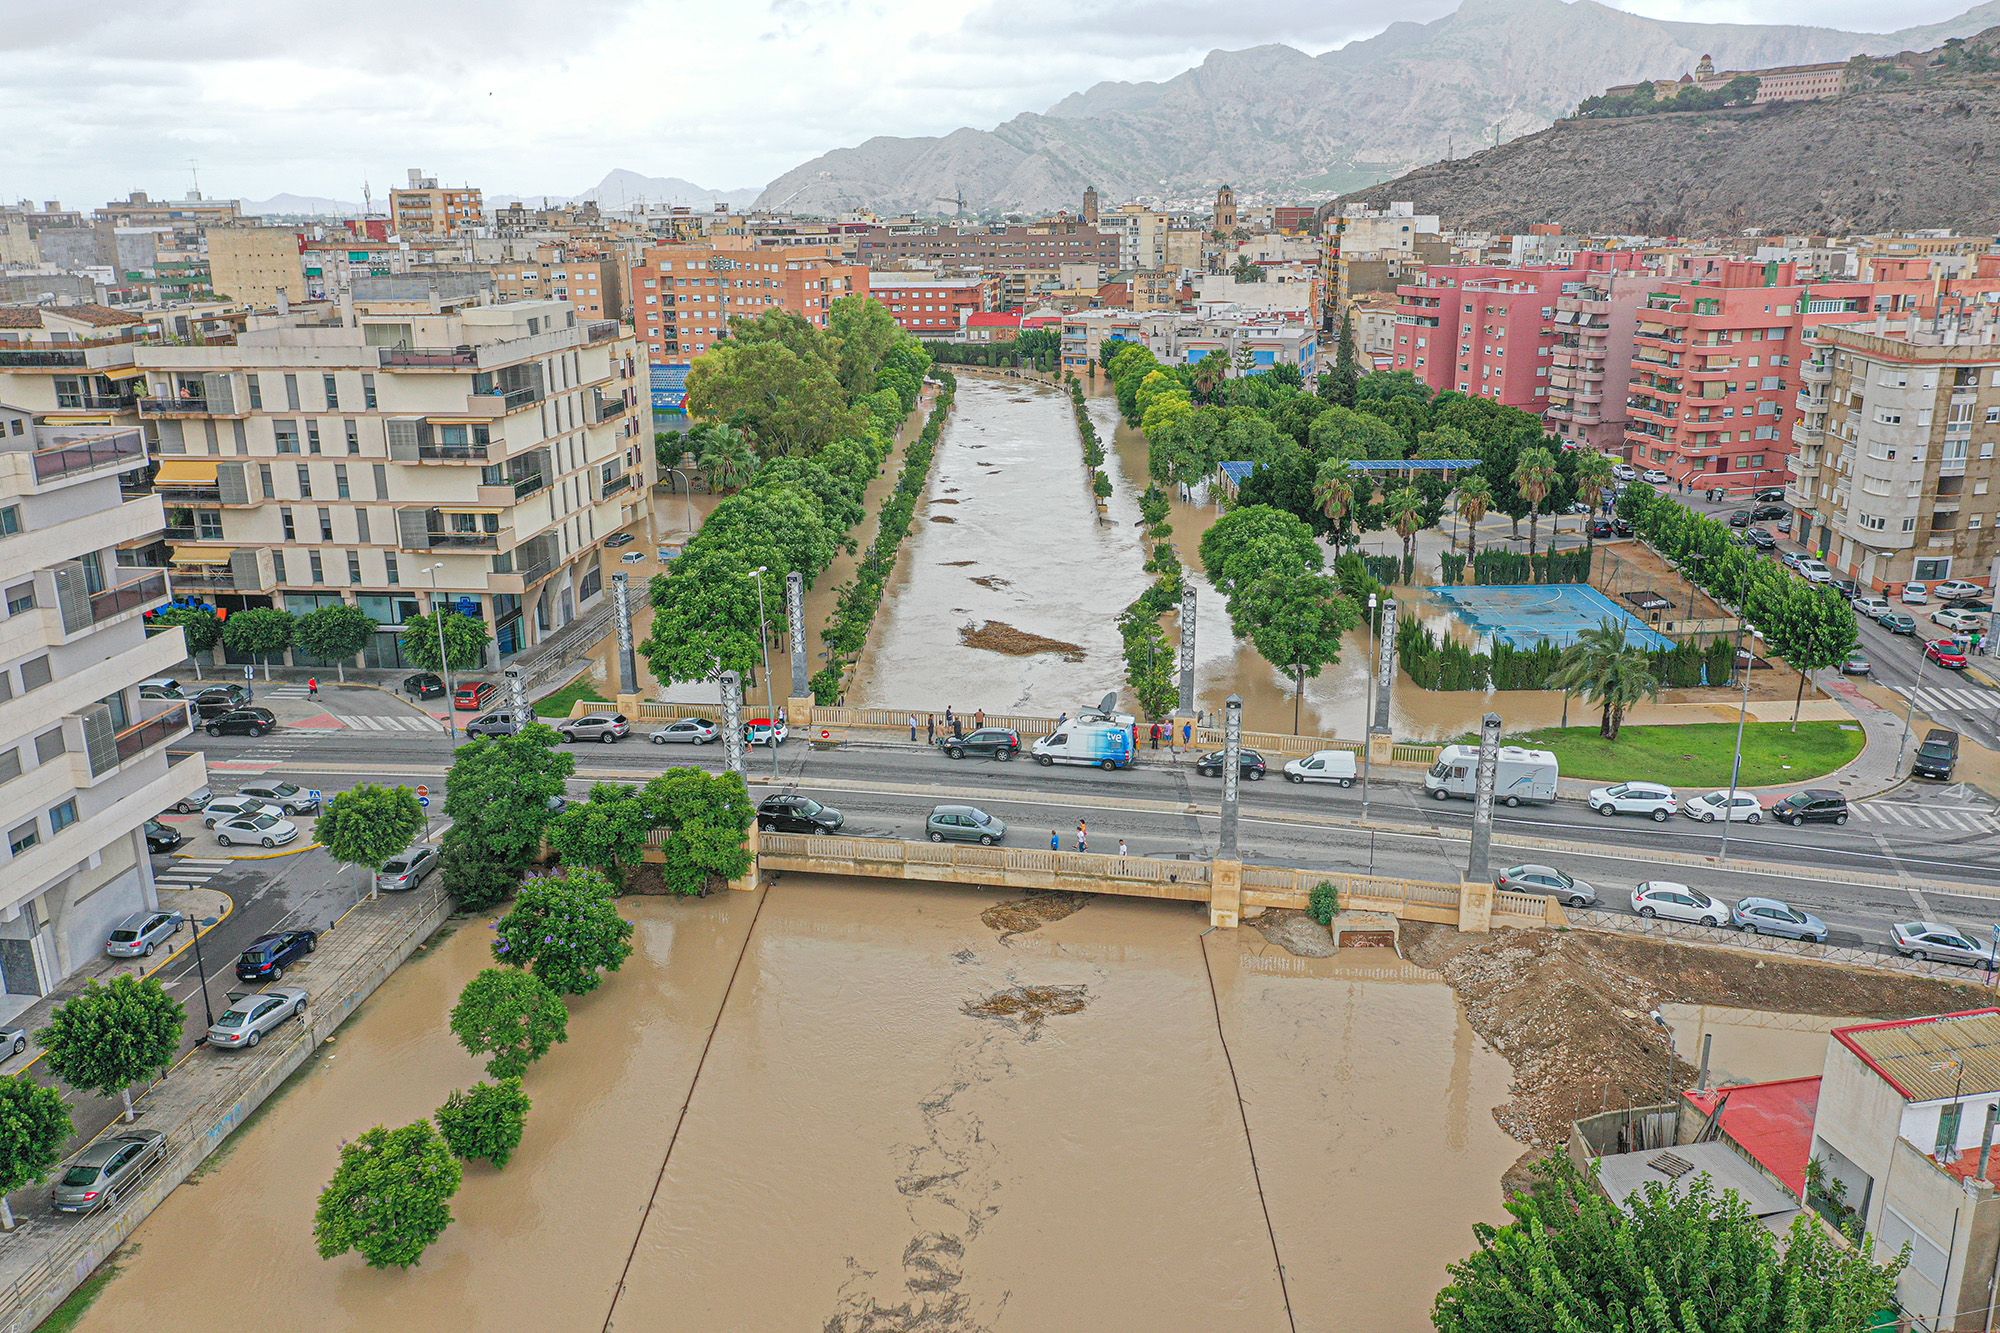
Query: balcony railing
591 392 625 424
55 393 135 411
0 348 87 368
414 442 491 463
29 430 147 483
510 472 547 499
60 570 167 635
600 471 632 499
584 320 621 344
423 529 500 550
473 386 541 412
114 707 188 767
380 346 478 368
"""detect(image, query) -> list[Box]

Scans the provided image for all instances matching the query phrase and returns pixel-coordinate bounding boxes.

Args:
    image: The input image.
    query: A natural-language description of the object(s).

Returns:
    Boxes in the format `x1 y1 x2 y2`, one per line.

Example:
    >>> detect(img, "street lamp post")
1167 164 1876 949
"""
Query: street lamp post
1895 637 1932 775
1650 1008 1676 1142
1361 592 1378 824
1718 630 1757 863
427 563 456 741
185 910 214 1029
747 567 779 781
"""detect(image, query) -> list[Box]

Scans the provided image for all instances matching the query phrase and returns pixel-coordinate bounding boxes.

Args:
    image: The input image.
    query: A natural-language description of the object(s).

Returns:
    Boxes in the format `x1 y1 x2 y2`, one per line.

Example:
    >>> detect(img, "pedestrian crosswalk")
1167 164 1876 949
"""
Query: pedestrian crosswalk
1890 684 2000 715
153 857 228 888
1849 800 2000 834
331 714 445 733
262 684 312 699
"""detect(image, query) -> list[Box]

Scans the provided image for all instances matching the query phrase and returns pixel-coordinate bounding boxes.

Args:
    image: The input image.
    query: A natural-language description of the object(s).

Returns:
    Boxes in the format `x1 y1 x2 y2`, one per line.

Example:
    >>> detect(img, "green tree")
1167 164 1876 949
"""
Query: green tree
439 827 521 912
1757 581 1861 728
491 869 634 996
398 609 490 674
1323 307 1359 407
313 1121 462 1271
442 725 575 873
829 294 902 395
0 1075 73 1230
1199 505 1323 596
692 422 758 492
151 606 220 678
1511 447 1559 561
641 545 769 685
450 968 569 1079
1570 451 1615 551
642 768 755 896
1230 571 1361 733
1229 255 1267 283
1311 459 1357 549
1432 1153 1903 1333
291 603 378 682
1386 484 1427 579
1308 404 1404 460
684 340 861 458
1548 621 1661 740
219 606 295 678
1455 475 1494 560
545 781 653 887
317 782 426 898
37 974 184 1122
435 1079 532 1170
722 307 838 373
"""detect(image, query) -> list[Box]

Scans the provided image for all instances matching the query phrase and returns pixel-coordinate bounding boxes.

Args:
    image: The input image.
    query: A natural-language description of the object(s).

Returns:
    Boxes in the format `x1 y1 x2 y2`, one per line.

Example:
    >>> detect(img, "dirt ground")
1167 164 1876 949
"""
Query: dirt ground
1399 923 1989 1187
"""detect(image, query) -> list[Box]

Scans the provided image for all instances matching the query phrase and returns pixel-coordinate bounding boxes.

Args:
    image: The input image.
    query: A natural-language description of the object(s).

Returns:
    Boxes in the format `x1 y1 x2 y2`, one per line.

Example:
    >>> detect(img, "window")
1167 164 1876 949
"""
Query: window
247 374 263 410
33 725 63 761
362 374 377 409
297 464 312 498
334 465 350 499
323 374 339 409
347 551 362 583
344 418 359 454
306 421 322 454
0 748 18 784
19 656 51 691
272 551 287 582
283 373 300 410
372 463 387 498
48 800 76 834
5 582 33 615
280 507 296 540
318 507 334 541
274 421 300 454
308 551 324 584
259 463 275 498
355 508 370 543
0 504 20 536
384 552 400 585
8 821 37 856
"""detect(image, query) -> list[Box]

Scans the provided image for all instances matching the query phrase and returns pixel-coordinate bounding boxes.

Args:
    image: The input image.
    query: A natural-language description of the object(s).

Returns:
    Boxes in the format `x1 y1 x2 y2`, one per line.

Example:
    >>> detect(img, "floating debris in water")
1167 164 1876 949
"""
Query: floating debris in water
962 984 1089 1038
958 621 1083 662
980 892 1088 940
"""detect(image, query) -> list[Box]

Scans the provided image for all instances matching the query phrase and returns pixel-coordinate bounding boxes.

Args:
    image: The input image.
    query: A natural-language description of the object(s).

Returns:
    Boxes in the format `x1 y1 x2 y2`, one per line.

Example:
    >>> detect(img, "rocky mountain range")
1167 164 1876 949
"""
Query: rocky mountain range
756 0 2000 216
1344 28 2000 234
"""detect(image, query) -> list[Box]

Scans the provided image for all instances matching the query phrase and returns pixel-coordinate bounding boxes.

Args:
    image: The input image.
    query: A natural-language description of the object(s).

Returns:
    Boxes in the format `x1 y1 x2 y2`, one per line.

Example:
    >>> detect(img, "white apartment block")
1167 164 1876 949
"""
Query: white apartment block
0 405 206 1003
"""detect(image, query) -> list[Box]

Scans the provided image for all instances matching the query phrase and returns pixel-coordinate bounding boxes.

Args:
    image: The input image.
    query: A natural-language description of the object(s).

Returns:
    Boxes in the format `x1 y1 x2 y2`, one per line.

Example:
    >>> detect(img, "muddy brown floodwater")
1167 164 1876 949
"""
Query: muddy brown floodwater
82 879 1515 1332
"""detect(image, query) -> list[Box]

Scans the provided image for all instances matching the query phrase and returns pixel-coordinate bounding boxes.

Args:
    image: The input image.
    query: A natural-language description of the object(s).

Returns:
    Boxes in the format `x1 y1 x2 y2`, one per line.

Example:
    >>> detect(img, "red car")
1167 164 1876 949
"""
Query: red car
1926 638 1970 670
453 680 497 710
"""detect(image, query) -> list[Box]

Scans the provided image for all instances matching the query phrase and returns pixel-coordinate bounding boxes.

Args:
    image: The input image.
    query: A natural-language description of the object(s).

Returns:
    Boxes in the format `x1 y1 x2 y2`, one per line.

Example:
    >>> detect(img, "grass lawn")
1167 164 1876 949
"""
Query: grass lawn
1480 720 1867 788
532 673 611 719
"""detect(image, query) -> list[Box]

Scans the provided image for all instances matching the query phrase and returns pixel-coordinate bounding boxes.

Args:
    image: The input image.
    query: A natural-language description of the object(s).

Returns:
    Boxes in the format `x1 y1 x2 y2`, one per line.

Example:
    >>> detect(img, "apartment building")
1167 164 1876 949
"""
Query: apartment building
207 225 306 306
121 299 646 663
630 242 866 365
1546 271 1652 453
493 255 625 323
1390 253 1648 413
865 273 990 336
0 404 206 1001
853 224 1120 273
1791 312 2000 595
1061 308 1315 382
390 169 484 237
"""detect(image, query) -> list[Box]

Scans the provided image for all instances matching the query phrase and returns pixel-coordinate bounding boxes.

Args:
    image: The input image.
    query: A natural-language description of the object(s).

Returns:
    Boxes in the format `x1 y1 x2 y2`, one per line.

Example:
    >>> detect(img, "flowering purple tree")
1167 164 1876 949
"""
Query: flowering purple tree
489 868 633 996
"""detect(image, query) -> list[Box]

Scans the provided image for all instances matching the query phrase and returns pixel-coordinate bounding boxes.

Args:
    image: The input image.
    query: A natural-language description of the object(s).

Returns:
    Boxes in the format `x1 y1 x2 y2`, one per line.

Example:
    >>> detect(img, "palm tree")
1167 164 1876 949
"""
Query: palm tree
1549 621 1660 739
695 423 757 493
1311 460 1355 550
1190 354 1228 404
1455 475 1494 561
1572 452 1615 553
1387 485 1425 583
1513 446 1559 563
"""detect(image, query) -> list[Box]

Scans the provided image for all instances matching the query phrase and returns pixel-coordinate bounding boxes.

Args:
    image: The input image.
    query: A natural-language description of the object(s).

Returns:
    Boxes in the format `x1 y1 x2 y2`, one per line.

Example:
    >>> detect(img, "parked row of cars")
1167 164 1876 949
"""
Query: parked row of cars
140 678 275 737
1585 781 1850 827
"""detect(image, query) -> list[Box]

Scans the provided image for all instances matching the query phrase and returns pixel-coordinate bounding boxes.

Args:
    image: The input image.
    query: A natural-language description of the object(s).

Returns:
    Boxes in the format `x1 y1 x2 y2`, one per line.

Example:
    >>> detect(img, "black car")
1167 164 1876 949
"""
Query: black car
1726 510 1751 528
939 727 1021 760
189 687 252 720
1767 789 1849 827
1750 503 1788 522
143 818 183 853
1753 488 1786 503
1745 528 1777 550
1589 518 1614 539
205 707 275 737
1945 598 1994 614
402 672 446 700
1613 517 1634 537
235 929 317 982
1195 748 1266 780
1829 577 1860 600
756 794 844 834
1914 728 1960 780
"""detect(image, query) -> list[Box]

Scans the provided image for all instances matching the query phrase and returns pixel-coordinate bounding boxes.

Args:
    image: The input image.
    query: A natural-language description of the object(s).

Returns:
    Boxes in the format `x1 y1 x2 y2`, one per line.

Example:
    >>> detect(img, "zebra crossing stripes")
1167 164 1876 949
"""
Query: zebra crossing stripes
331 714 444 733
1890 684 2000 714
260 685 312 699
1848 801 1999 834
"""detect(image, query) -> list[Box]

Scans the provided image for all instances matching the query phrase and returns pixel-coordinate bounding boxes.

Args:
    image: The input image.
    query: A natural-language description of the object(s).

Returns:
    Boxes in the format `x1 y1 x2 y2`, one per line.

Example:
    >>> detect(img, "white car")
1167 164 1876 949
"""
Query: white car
213 812 299 848
1681 791 1762 824
1586 781 1677 823
1796 559 1832 583
1612 463 1638 482
1934 607 1988 635
1902 582 1930 604
1631 881 1729 926
200 796 284 828
1933 580 1983 601
1851 595 1893 619
1641 468 1671 485
618 551 646 564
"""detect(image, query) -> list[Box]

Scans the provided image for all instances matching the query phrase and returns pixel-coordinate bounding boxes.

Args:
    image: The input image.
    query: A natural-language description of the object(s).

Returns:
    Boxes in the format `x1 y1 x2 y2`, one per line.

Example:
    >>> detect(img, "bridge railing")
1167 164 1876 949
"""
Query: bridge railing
759 832 1211 885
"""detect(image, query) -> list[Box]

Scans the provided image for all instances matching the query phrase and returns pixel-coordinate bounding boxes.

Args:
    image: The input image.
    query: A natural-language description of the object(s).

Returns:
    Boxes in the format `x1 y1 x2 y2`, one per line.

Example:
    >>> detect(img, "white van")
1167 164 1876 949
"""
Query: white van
1283 749 1357 787
1424 745 1559 807
1030 719 1133 770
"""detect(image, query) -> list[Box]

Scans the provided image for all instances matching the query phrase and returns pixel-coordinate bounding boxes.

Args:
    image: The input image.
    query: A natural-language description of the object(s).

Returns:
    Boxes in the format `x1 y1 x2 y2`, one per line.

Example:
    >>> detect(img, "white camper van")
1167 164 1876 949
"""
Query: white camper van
1424 745 1558 807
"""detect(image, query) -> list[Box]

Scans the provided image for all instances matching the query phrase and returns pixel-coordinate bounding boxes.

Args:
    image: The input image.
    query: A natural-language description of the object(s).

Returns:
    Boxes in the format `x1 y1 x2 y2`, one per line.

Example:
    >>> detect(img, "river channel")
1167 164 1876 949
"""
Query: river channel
81 881 1516 1331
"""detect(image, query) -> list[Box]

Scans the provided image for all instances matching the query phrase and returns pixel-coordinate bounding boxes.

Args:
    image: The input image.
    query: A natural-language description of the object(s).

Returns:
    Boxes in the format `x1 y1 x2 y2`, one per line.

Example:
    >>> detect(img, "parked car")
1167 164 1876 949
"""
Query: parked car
465 710 521 738
1776 516 1794 535
235 929 318 981
236 781 319 815
1944 598 1994 615
195 682 252 709
190 690 244 720
1195 748 1267 780
205 707 275 737
1829 577 1860 600
454 680 496 711
1641 468 1671 484
1613 517 1635 537
1750 504 1788 522
1876 611 1918 635
925 804 1006 845
1933 579 1983 601
376 845 440 893
0 1026 24 1060
1283 749 1358 787
51 1131 167 1215
206 987 309 1048
1745 528 1777 550
1753 488 1786 503
604 532 636 549
1495 864 1598 908
1839 649 1871 676
745 717 789 746
201 795 282 827
214 812 300 848
143 818 183 853
1778 551 1804 571
619 551 646 564
105 910 182 958
138 680 184 701
1586 781 1677 822
1926 638 1970 670
1733 897 1828 943
1851 595 1893 619
1767 789 1850 827
1934 607 1988 635
1682 791 1763 824
1726 510 1751 528
1902 582 1930 604
1796 558 1831 583
403 672 446 700
1913 728 1961 780
1631 881 1729 926
756 793 842 834
1589 518 1615 539
165 784 214 815
558 713 630 744
1612 463 1637 481
1892 921 1996 970
940 727 1021 760
650 717 718 745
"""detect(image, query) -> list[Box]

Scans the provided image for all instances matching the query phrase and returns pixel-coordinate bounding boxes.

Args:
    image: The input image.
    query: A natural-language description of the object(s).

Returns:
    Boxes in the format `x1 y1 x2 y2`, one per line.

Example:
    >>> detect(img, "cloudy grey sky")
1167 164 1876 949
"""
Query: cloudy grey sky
0 0 1977 207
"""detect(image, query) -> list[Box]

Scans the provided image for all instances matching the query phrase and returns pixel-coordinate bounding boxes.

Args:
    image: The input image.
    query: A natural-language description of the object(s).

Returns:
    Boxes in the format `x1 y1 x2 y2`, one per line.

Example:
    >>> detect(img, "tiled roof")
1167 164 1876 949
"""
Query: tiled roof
1835 1008 2000 1102
1683 1077 1821 1197
45 304 142 327
0 308 41 328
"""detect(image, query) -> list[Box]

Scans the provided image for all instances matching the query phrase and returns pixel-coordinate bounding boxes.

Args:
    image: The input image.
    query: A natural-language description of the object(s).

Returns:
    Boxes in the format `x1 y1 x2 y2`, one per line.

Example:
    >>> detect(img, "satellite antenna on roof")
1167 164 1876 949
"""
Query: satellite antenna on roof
1097 692 1118 715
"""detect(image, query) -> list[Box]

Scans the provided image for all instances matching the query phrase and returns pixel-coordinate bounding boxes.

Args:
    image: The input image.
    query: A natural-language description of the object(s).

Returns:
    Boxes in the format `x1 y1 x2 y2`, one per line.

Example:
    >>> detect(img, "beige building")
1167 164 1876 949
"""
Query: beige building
0 403 206 999
207 226 305 305
1792 313 2000 595
391 168 484 237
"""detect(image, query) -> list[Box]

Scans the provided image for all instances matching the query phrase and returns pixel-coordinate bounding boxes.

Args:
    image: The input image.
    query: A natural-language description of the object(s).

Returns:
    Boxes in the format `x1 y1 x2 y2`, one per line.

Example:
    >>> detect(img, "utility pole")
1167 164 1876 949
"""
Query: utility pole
1177 582 1197 716
504 666 529 734
611 572 636 697
1465 711 1502 884
719 669 745 777
785 570 809 700
1374 597 1398 741
1219 694 1243 859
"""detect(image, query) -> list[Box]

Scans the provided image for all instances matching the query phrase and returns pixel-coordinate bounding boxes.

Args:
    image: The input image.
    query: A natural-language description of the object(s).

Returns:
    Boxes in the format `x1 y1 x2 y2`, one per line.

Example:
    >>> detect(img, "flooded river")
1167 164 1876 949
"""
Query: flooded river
81 880 1515 1332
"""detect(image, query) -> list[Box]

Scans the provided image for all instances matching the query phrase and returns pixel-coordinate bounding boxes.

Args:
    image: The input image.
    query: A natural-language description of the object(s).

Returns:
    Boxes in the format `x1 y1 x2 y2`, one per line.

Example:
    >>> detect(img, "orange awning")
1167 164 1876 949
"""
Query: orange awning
154 459 220 485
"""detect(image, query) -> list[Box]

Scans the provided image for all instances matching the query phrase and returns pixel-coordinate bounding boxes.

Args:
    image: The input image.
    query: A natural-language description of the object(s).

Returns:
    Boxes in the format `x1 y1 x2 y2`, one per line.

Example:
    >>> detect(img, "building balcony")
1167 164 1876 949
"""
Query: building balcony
590 390 626 425
0 347 88 369
13 427 147 487
583 320 621 344
138 393 244 419
599 470 633 500
396 507 506 551
477 472 546 506
1627 402 1679 428
471 385 543 413
54 393 138 412
1796 388 1827 412
379 346 479 369
81 704 190 781
1801 361 1833 386
1791 421 1823 446
54 568 168 638
405 441 491 464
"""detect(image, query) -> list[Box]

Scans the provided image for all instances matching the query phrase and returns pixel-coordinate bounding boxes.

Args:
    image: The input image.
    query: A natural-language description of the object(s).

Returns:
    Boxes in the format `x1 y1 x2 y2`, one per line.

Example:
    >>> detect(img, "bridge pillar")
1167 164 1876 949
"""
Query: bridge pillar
730 820 762 893
787 696 815 734
1457 880 1493 933
1210 858 1242 929
1368 732 1395 767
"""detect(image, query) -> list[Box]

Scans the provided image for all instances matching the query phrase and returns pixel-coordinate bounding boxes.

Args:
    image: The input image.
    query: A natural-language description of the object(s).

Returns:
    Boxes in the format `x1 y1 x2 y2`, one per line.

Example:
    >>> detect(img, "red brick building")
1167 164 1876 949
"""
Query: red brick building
865 274 990 335
629 243 867 364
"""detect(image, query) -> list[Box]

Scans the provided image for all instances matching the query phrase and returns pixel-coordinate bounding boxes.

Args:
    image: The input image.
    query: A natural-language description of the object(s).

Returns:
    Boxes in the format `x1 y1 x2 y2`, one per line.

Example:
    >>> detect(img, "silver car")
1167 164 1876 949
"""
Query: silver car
650 717 718 745
200 795 282 828
206 987 309 1049
465 710 522 738
52 1130 167 1214
105 909 182 958
236 781 319 815
1495 864 1598 908
1891 921 1997 970
166 785 214 814
214 812 299 848
558 712 630 744
376 844 440 892
1732 896 1828 943
0 1025 26 1061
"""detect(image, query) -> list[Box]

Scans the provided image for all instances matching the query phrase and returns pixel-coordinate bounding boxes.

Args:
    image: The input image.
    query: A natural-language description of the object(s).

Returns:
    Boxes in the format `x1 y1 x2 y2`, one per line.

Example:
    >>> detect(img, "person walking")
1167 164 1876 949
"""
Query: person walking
944 705 955 729
306 676 318 698
908 713 918 742
1118 838 1129 858
952 716 963 739
1149 722 1160 749
1076 818 1088 854
926 715 936 744
1050 829 1060 852
1182 720 1193 749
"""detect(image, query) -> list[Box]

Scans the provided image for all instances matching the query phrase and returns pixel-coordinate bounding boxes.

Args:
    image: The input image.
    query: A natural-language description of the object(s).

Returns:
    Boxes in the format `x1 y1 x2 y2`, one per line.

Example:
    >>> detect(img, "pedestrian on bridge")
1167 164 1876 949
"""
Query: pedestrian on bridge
1118 838 1129 858
908 713 918 742
974 708 985 730
1076 818 1087 854
927 714 936 743
1051 830 1060 851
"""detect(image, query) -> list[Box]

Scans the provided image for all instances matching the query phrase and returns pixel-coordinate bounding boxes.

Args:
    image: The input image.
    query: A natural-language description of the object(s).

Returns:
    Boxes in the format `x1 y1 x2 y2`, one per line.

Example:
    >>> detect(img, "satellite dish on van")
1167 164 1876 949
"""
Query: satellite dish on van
1097 692 1118 716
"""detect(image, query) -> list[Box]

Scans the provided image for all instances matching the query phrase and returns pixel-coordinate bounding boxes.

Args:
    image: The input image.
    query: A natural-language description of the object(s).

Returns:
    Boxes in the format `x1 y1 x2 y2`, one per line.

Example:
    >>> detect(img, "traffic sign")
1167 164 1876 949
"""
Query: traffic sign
416 784 429 798
306 789 322 803
418 796 431 808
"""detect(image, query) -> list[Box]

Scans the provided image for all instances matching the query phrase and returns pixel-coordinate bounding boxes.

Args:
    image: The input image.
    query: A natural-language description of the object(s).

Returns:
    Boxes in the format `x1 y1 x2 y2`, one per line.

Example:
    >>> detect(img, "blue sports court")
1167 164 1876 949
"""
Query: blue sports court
1427 583 1678 652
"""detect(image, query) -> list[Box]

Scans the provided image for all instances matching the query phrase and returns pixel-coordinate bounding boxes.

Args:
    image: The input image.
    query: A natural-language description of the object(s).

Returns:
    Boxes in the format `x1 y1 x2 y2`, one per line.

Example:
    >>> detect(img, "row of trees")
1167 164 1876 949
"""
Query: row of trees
921 326 1060 373
1198 504 1361 730
147 600 490 679
1070 376 1113 512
